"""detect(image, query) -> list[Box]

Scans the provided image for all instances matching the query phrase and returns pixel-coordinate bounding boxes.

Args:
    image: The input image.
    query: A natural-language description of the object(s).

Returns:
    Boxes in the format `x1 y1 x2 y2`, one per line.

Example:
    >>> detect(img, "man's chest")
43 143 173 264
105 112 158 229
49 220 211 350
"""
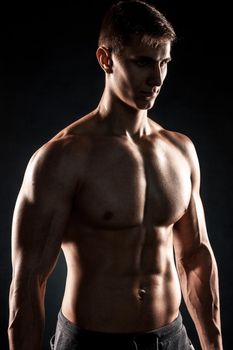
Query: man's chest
74 137 191 228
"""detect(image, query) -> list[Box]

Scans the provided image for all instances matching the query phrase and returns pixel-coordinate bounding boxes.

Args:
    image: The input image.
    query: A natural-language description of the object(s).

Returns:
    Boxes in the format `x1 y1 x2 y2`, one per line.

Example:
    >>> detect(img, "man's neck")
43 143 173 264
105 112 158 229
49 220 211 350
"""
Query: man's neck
97 93 151 139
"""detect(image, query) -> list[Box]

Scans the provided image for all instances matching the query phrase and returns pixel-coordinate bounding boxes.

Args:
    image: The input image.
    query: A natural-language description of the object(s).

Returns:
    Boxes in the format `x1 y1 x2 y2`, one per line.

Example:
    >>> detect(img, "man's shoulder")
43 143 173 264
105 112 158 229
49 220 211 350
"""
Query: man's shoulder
158 127 199 175
26 122 93 186
149 118 195 150
148 119 199 170
161 129 194 150
33 112 97 163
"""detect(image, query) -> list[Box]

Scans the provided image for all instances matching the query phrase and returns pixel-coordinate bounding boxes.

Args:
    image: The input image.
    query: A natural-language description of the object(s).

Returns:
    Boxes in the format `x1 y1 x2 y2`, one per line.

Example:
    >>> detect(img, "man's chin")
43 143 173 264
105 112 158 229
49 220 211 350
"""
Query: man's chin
137 100 156 111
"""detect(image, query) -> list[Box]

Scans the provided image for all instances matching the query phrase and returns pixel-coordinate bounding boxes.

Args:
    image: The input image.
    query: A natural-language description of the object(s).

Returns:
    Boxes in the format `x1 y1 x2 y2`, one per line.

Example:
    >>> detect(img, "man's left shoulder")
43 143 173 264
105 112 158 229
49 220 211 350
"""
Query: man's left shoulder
147 119 198 160
161 130 201 182
162 129 192 146
161 129 197 158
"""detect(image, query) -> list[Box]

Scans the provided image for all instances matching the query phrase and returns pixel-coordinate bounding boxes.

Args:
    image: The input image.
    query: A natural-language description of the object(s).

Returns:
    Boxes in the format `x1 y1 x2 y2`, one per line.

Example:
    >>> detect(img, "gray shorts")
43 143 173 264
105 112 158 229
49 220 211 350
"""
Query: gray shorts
50 310 195 349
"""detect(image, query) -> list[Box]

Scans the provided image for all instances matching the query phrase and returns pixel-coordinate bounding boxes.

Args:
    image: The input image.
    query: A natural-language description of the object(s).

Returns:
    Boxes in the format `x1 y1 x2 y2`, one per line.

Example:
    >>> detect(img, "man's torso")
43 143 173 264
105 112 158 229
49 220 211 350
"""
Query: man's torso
51 113 192 332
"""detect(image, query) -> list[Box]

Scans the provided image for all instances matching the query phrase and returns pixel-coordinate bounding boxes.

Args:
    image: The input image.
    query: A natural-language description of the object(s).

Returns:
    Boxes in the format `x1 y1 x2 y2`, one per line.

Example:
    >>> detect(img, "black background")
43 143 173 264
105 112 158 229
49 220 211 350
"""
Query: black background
1 1 232 349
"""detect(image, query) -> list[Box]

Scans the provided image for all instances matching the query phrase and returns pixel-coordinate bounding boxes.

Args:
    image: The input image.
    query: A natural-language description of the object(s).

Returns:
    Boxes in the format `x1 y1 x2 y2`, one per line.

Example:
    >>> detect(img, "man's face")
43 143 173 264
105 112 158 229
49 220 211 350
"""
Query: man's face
109 39 172 110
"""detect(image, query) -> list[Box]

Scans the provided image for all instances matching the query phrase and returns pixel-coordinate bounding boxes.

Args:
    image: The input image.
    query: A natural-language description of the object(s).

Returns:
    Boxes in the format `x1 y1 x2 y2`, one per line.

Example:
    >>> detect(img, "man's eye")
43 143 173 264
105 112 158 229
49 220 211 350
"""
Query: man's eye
161 59 171 67
134 59 148 67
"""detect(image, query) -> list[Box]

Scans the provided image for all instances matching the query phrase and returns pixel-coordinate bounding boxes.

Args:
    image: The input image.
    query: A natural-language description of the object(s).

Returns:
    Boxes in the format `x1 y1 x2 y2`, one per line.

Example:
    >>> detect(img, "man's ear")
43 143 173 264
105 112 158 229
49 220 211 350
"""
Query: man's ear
96 47 113 73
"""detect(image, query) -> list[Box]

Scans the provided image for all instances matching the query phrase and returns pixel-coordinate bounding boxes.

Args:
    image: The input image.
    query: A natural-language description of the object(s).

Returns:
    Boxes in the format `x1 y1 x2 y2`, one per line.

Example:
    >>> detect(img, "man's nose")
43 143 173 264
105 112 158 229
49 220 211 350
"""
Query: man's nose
147 65 162 87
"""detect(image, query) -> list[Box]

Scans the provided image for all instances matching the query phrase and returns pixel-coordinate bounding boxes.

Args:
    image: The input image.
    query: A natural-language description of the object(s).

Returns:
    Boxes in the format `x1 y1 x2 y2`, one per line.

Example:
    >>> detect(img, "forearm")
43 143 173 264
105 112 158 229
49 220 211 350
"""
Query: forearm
177 243 223 350
8 277 46 350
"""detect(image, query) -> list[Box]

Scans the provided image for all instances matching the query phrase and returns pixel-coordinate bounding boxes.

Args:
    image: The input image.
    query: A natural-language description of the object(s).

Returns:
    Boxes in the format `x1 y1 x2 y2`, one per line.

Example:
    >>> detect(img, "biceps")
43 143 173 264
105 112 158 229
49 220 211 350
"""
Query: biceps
11 193 70 282
173 192 209 260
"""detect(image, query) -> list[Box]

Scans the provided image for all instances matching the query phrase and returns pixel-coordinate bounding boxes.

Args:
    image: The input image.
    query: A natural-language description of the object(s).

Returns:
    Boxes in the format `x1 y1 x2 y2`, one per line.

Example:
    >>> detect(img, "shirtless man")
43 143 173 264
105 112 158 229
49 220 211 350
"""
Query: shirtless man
8 1 223 349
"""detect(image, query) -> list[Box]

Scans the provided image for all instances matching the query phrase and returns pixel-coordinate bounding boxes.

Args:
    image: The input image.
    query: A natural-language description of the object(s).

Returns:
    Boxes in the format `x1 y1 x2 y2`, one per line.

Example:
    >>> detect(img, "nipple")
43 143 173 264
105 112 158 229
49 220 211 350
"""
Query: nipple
138 288 146 300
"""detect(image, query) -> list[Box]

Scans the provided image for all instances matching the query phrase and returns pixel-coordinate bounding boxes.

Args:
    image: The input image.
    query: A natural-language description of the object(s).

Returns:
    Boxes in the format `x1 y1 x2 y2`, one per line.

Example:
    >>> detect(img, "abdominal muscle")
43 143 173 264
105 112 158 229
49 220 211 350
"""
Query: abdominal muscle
61 224 182 333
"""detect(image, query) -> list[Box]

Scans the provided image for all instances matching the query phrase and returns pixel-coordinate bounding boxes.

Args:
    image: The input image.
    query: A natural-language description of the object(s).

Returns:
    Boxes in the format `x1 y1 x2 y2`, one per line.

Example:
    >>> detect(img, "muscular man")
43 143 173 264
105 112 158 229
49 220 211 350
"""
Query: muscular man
8 1 223 349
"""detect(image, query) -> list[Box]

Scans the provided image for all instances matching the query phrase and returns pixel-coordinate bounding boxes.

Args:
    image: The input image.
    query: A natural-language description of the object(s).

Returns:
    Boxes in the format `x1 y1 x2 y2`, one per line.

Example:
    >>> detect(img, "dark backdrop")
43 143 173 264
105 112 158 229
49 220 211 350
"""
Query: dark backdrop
1 1 232 349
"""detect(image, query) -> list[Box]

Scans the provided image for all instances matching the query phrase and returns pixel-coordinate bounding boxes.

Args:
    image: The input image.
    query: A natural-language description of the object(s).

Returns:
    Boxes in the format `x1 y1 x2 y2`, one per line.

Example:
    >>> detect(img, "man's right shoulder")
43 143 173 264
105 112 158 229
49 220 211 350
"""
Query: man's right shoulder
30 132 87 165
24 111 99 186
23 131 91 192
34 112 97 162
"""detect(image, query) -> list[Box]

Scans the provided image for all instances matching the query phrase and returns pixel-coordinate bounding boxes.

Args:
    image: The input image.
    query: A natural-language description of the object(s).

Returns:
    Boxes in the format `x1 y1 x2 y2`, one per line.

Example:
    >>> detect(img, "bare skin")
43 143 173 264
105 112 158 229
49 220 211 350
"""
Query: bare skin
8 39 222 349
60 114 187 332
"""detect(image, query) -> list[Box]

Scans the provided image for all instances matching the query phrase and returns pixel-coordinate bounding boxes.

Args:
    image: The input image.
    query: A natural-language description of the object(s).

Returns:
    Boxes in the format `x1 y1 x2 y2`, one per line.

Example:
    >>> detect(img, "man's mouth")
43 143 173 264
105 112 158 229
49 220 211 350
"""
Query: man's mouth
140 91 157 98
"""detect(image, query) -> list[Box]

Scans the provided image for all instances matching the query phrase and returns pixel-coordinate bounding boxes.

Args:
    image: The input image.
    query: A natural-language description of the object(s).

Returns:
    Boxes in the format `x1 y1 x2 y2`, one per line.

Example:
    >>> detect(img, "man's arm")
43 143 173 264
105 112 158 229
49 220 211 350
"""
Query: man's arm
173 138 223 350
8 138 78 350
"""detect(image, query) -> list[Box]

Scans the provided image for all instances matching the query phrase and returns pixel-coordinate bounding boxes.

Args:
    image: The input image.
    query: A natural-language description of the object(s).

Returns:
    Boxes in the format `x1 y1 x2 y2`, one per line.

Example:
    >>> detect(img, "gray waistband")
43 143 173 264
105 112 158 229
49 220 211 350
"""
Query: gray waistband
57 310 183 341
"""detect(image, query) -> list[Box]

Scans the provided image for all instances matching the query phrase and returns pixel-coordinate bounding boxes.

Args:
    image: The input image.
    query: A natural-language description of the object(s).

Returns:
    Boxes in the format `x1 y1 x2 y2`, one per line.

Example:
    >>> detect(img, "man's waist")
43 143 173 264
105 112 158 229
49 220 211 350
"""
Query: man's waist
57 309 183 343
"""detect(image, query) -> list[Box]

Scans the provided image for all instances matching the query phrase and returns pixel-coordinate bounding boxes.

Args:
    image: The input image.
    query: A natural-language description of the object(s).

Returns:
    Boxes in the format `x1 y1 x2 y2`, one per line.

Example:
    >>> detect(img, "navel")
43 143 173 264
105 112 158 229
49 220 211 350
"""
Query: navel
138 288 146 301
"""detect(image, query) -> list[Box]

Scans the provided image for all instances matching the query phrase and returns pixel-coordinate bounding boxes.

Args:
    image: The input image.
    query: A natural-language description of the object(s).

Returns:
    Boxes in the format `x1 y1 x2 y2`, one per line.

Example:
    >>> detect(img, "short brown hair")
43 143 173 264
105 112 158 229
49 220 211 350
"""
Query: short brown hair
98 0 176 54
